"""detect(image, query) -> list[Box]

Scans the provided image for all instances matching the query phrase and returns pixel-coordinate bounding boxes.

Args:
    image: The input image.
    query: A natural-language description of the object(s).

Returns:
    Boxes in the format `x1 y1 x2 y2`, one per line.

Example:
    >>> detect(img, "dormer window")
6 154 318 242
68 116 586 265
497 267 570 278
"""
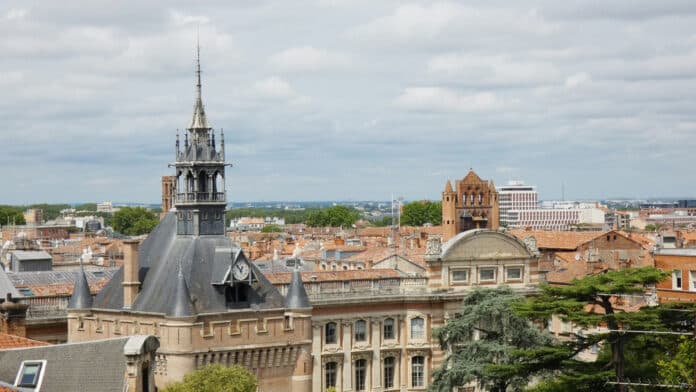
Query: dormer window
15 360 45 389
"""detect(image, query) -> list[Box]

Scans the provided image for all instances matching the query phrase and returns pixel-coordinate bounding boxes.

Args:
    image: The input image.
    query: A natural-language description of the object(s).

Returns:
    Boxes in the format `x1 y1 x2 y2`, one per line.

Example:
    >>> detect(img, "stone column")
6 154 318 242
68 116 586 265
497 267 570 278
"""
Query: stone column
371 319 381 390
342 321 352 391
312 324 322 392
399 317 407 390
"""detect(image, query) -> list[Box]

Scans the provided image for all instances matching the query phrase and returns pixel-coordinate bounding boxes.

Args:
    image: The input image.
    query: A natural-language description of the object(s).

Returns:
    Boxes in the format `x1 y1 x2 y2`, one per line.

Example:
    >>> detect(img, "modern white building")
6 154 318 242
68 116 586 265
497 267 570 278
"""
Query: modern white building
497 181 538 226
507 205 606 231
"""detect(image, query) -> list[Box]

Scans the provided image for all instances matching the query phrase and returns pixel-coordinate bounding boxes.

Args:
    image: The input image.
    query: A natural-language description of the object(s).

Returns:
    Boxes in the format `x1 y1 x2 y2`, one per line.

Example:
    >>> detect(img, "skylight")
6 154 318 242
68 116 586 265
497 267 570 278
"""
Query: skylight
15 360 45 389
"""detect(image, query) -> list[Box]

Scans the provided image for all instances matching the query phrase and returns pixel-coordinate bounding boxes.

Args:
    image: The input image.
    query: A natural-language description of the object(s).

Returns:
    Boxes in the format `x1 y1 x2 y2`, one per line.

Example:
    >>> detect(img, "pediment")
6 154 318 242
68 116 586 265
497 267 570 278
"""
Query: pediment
441 230 532 261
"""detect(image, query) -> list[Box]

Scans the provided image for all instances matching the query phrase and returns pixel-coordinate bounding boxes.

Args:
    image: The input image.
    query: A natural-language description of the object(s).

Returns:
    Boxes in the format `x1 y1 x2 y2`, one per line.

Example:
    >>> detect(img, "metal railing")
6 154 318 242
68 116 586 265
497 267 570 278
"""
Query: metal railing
175 192 226 204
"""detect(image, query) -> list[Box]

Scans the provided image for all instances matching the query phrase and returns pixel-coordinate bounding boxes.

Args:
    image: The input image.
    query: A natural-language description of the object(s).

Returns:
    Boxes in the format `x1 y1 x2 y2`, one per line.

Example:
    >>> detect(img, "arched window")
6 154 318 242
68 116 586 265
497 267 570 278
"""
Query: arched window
411 356 425 387
355 320 367 341
410 317 424 339
470 193 475 205
325 322 337 344
355 359 367 391
325 361 337 389
383 318 395 340
384 357 395 389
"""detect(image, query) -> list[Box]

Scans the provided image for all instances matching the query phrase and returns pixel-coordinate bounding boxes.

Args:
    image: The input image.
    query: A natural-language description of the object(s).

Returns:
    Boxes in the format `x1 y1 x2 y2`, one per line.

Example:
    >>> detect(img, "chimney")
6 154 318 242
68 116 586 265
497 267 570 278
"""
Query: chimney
0 294 29 337
122 240 141 309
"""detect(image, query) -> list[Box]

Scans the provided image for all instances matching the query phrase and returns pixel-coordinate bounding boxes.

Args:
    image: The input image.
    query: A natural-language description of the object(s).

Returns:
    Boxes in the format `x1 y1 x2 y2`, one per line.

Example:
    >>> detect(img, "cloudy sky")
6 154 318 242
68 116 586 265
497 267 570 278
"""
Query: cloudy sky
2 0 696 204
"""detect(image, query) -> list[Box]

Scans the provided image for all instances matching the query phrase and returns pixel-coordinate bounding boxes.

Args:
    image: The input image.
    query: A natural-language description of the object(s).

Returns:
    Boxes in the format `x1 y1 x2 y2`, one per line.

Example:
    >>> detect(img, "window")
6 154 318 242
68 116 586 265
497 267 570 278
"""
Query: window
16 361 43 388
384 357 395 389
412 356 424 387
325 322 337 344
506 267 522 280
479 268 496 282
410 317 424 339
355 320 367 342
383 318 395 340
673 270 683 289
691 271 696 291
355 359 367 391
325 362 337 389
18 288 34 296
451 269 469 283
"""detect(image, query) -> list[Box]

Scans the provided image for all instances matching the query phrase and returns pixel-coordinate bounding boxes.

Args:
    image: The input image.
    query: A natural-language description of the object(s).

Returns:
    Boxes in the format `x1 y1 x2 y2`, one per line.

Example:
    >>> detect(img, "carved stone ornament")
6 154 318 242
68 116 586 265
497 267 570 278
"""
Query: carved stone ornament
322 355 344 365
351 352 371 362
523 236 539 256
380 349 401 359
425 236 442 257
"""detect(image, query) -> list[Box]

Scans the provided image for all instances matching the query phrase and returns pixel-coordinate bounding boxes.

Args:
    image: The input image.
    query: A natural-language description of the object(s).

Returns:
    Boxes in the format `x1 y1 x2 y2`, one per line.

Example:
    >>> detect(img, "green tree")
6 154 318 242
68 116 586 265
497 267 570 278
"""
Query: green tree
401 201 441 226
657 336 694 385
0 206 25 226
261 224 283 233
162 364 257 392
431 287 552 392
644 224 662 232
75 203 97 211
501 267 669 392
112 206 159 236
305 206 359 227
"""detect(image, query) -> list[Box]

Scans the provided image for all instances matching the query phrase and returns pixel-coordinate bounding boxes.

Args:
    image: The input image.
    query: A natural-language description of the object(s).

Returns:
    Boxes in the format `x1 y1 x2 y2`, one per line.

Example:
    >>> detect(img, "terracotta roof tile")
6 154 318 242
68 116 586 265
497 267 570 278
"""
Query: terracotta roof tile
0 332 50 349
508 230 608 250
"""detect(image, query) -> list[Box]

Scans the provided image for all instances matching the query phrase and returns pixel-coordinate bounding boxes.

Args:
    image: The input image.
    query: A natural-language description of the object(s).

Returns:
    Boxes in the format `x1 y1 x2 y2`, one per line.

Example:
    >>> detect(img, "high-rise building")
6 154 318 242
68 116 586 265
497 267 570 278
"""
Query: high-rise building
497 181 538 227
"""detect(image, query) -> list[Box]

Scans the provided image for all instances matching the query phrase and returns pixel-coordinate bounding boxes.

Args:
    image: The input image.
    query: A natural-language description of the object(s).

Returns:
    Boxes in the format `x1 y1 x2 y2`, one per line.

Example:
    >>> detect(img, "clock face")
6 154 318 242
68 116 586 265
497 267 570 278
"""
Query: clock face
232 260 250 281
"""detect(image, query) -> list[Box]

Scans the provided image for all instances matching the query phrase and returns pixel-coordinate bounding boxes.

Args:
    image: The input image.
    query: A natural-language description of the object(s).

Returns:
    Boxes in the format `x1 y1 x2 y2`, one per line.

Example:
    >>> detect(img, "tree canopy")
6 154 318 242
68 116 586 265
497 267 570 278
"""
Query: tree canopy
112 206 159 236
305 205 360 227
261 224 283 233
431 287 552 392
400 201 441 226
162 364 257 392
0 206 25 226
498 267 670 392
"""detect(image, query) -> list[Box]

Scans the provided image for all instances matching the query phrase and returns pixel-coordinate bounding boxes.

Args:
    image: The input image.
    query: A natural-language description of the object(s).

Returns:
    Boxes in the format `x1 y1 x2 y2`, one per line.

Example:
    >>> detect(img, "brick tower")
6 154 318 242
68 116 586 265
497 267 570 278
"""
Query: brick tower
441 169 500 242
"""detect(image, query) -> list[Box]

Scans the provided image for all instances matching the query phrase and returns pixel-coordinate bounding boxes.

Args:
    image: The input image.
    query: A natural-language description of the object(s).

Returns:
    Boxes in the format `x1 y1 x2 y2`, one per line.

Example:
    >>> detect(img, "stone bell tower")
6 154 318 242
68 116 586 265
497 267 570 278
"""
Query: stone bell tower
173 44 229 236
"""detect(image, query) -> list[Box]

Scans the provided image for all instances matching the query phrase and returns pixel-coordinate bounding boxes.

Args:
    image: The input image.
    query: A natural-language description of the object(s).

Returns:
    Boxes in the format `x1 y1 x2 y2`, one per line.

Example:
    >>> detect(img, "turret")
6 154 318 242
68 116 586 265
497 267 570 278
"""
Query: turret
442 179 457 242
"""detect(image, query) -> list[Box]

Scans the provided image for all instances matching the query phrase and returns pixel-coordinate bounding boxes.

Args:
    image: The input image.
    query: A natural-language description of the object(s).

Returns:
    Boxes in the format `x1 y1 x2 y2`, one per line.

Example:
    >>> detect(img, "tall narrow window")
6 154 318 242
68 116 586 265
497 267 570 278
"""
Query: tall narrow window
673 270 683 289
325 362 337 389
410 317 424 339
325 322 337 344
384 357 395 389
355 359 367 391
355 320 367 342
383 318 395 340
412 356 424 387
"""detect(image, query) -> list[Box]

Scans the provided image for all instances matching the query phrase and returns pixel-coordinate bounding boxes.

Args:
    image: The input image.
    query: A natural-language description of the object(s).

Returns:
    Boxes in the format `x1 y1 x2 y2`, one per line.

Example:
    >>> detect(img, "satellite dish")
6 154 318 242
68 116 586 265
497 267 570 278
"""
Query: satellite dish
575 253 581 261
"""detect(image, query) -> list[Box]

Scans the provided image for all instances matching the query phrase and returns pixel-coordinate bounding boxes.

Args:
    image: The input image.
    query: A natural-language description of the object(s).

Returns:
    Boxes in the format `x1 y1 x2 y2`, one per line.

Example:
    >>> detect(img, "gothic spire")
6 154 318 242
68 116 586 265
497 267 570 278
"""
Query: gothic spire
189 39 210 130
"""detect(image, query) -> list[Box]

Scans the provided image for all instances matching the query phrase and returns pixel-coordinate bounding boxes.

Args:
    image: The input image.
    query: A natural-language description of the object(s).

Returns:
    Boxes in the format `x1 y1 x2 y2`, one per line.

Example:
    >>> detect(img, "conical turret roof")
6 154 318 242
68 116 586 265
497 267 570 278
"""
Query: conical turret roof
285 270 311 309
68 264 92 309
169 264 195 317
444 179 454 193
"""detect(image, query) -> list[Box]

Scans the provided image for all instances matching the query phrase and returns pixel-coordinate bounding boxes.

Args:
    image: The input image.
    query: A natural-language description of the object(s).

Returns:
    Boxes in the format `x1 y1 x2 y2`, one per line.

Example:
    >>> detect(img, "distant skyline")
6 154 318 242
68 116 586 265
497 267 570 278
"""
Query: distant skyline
2 1 696 204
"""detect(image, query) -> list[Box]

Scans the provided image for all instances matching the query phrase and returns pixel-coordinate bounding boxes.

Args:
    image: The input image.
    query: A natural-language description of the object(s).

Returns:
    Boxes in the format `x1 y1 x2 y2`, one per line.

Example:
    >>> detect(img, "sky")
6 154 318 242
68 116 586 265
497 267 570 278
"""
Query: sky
1 0 696 204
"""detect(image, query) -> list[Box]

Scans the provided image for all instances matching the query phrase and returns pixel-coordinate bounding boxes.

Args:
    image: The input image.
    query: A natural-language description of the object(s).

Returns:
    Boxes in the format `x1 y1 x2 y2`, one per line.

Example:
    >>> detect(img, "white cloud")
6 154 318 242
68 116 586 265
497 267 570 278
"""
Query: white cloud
6 8 29 21
394 87 502 112
270 46 351 71
427 54 562 86
169 10 210 26
253 76 312 105
565 72 592 88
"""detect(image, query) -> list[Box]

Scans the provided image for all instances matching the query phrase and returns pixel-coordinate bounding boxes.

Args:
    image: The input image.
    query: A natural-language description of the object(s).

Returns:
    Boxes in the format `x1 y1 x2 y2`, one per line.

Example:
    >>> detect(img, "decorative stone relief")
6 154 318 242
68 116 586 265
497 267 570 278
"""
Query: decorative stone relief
523 236 540 256
425 236 442 258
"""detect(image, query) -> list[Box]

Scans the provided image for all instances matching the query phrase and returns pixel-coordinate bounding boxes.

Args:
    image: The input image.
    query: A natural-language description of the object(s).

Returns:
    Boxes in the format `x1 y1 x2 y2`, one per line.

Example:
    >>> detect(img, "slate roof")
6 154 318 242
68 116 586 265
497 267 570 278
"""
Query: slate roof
9 251 51 261
93 213 286 315
0 268 20 299
0 336 158 392
285 270 311 309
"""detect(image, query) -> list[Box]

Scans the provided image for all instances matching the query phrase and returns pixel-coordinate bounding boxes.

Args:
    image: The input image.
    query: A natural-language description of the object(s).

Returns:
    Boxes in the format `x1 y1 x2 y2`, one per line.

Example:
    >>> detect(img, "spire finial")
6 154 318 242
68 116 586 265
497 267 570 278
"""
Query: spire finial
196 31 202 102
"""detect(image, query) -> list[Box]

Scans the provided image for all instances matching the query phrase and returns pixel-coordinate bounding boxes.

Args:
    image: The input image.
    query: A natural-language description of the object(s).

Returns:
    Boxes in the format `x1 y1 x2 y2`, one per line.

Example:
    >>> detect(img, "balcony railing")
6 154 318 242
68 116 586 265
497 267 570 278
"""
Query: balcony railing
18 296 70 320
175 192 226 204
276 277 428 302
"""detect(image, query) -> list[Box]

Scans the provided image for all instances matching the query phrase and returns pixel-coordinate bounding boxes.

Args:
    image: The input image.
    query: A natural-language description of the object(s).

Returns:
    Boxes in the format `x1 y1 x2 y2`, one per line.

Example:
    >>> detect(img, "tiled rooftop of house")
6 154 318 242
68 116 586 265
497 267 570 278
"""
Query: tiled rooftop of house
508 229 608 250
0 333 50 350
